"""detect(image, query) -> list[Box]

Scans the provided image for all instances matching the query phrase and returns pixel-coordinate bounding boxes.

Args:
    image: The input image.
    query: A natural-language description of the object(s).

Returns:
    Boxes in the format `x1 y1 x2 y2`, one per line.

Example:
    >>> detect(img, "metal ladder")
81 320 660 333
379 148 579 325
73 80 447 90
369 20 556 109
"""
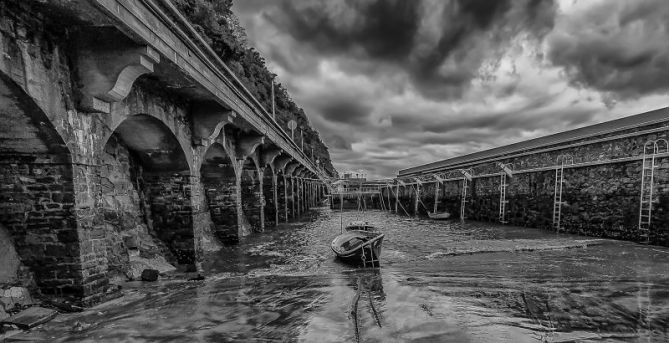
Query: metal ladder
498 163 513 224
459 169 473 222
460 178 468 222
638 139 668 243
553 155 573 231
499 173 508 224
434 179 440 214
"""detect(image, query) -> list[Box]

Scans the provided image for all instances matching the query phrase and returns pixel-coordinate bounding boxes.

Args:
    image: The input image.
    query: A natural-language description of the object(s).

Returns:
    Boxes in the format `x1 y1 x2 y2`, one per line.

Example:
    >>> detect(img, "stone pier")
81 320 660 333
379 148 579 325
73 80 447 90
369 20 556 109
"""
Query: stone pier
0 0 331 305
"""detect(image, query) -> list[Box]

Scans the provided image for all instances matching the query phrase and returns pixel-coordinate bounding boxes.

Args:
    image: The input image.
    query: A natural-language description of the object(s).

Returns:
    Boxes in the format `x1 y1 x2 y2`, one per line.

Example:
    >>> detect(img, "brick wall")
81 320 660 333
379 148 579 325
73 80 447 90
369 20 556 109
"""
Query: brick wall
0 154 83 297
201 168 239 244
277 174 288 222
263 170 276 227
241 169 262 231
138 173 196 264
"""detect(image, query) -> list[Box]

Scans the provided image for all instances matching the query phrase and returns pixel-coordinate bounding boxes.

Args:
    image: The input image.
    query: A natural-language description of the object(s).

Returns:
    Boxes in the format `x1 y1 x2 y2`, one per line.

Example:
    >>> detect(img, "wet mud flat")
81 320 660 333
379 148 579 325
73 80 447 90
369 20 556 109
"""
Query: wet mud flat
5 209 669 342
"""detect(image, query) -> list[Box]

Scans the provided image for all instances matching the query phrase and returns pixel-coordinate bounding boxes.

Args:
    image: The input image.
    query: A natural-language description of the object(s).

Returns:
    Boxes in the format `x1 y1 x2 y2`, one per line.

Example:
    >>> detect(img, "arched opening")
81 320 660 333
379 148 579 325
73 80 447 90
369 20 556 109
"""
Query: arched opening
262 167 276 228
240 157 263 232
201 143 239 244
0 72 81 297
101 114 195 271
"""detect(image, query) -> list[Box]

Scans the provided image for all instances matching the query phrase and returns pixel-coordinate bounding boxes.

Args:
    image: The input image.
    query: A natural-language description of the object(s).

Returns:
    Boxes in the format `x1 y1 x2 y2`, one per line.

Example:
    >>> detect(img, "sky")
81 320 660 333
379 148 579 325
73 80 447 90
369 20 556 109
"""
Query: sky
232 0 669 179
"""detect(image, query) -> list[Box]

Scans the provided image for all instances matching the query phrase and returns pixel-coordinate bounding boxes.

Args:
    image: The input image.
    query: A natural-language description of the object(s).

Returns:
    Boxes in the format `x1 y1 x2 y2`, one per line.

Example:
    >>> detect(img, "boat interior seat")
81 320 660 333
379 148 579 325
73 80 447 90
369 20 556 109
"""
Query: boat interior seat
341 238 365 251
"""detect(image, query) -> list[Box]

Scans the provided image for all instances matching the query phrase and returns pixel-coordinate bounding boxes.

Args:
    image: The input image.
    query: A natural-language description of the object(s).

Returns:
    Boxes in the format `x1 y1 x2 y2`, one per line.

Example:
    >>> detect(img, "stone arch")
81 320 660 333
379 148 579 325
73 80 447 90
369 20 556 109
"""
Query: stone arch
102 87 195 174
101 114 195 267
103 113 193 172
240 155 263 232
0 72 82 297
200 142 239 244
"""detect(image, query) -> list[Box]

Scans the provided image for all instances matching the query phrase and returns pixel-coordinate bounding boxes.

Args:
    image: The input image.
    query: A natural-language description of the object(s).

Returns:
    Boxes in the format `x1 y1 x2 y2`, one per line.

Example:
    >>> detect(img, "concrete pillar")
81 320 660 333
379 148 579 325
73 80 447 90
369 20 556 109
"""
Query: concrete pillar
395 183 400 213
387 187 391 212
414 184 420 216
258 168 265 231
234 169 247 237
273 172 279 225
301 178 305 212
261 168 276 229
284 175 289 222
307 181 311 209
291 177 296 219
306 181 310 209
295 177 302 218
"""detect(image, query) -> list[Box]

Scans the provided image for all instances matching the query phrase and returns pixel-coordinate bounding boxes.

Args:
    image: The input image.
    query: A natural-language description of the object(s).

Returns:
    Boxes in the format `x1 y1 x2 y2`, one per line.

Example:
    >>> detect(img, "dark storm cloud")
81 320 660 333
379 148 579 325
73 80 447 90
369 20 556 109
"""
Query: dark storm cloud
263 0 556 98
319 100 372 125
232 1 666 179
548 0 669 99
268 0 422 62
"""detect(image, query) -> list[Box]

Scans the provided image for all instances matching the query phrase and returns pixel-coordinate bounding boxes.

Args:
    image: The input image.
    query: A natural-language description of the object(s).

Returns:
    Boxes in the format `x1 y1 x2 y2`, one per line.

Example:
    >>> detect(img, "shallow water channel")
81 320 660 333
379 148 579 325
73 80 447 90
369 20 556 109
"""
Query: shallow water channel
15 208 669 342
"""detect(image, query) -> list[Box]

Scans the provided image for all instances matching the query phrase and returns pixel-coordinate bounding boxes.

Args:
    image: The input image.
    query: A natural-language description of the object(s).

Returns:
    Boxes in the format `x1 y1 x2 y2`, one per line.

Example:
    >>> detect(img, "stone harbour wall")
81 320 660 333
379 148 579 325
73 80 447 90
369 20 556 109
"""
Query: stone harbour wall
386 120 669 246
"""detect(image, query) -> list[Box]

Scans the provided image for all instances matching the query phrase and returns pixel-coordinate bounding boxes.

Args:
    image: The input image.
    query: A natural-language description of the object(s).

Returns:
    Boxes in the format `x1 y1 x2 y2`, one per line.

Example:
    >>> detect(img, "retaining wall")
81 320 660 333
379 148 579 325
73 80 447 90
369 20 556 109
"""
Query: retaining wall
384 116 669 246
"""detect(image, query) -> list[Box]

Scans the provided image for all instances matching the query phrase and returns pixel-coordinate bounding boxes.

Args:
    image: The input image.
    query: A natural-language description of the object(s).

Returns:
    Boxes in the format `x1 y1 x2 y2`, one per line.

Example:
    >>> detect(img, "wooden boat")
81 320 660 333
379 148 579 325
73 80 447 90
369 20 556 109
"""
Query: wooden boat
331 223 384 267
344 221 376 231
428 211 451 220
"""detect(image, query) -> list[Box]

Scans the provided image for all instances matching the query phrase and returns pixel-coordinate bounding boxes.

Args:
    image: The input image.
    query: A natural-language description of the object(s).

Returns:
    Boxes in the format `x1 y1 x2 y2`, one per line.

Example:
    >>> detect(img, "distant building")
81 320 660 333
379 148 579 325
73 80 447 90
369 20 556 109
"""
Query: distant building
341 170 367 181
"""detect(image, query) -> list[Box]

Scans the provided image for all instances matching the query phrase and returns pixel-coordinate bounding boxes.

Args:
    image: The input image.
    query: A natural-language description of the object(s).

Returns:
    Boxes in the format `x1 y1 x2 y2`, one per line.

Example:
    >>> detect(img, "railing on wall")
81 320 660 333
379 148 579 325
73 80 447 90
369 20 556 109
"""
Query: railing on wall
107 0 332 182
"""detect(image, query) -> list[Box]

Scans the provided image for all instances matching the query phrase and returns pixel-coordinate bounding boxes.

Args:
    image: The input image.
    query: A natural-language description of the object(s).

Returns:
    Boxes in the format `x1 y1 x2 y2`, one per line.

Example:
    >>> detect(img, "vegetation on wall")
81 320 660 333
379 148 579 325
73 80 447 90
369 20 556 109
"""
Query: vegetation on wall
171 0 336 177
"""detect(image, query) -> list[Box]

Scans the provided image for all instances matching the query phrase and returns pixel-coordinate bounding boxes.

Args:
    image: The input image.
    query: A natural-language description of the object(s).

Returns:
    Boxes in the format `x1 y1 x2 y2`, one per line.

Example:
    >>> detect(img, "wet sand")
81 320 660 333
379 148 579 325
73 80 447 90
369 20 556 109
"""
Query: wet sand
7 209 669 342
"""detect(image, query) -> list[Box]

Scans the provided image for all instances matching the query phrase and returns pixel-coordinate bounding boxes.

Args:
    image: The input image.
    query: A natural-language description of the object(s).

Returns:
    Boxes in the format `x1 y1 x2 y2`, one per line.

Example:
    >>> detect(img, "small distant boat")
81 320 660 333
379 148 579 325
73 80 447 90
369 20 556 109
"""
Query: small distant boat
331 222 384 267
428 211 451 220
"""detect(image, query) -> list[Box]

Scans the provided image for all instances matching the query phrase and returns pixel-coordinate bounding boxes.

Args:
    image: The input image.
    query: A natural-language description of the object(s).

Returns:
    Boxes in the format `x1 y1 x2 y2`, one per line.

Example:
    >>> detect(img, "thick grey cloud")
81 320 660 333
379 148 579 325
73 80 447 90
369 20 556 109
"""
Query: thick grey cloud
258 0 556 99
548 0 669 99
233 0 669 179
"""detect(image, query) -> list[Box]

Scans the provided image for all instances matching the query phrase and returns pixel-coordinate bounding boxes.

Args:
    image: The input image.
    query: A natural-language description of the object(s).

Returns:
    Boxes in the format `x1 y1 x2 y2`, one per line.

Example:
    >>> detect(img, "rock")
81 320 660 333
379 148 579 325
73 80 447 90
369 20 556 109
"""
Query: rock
0 307 57 330
140 269 159 282
188 274 205 281
71 320 92 332
124 235 139 249
0 305 8 321
127 255 175 280
41 299 84 313
0 287 34 314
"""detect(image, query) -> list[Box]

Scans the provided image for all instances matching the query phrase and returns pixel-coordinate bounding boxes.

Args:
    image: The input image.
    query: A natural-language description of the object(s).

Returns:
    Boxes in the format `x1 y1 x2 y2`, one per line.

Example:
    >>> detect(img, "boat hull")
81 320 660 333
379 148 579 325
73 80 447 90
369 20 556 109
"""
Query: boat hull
428 211 451 220
331 231 384 267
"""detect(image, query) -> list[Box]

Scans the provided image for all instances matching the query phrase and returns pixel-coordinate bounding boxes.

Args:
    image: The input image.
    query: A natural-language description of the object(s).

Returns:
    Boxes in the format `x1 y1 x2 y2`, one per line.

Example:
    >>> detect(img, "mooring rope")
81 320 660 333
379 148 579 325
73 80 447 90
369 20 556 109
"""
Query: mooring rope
368 290 382 328
349 277 363 343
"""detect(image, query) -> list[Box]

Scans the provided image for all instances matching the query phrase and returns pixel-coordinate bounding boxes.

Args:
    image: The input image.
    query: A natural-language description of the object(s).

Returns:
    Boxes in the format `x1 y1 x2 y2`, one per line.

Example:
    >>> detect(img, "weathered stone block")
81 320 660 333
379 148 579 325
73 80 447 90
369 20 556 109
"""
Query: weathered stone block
140 269 159 282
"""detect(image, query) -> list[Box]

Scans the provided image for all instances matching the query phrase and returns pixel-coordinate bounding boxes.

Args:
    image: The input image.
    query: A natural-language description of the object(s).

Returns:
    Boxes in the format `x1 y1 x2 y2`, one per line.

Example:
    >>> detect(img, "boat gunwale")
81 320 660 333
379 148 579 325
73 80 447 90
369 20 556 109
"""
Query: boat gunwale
331 232 385 256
